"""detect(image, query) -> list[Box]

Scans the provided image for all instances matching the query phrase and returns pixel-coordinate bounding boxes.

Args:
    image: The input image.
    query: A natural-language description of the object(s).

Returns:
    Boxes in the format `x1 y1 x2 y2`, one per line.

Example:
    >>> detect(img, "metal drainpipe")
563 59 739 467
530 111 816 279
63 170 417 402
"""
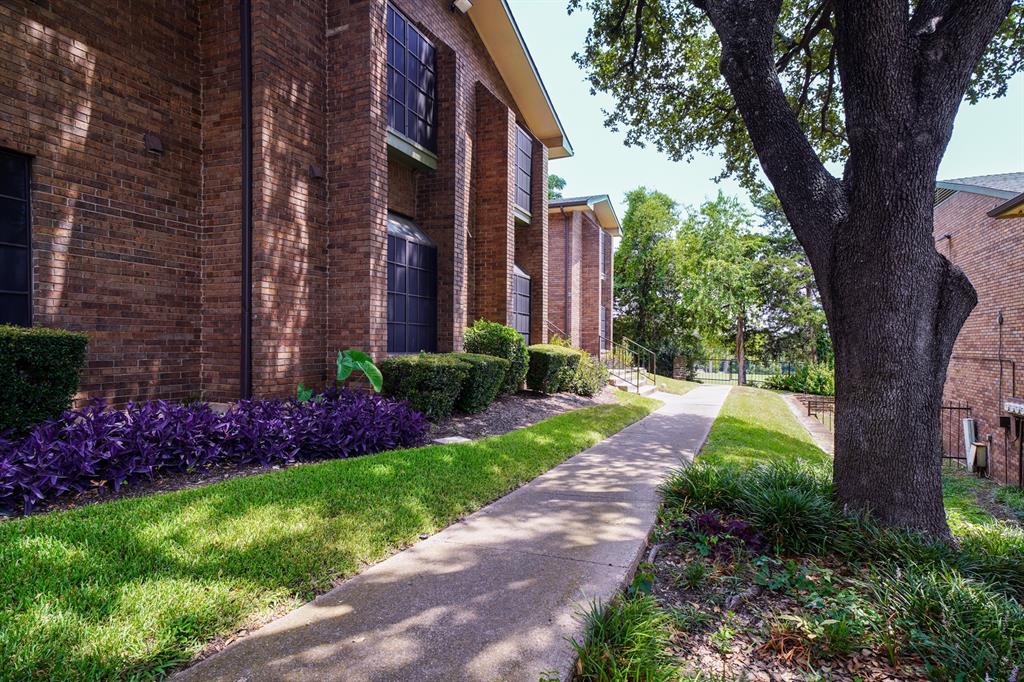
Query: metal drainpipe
562 208 570 336
240 0 254 400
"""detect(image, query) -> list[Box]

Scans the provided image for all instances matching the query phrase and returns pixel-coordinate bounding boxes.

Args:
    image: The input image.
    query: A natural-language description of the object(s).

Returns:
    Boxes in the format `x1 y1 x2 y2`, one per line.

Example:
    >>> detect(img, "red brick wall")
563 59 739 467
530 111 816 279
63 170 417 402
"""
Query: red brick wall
1 0 558 403
934 191 1024 487
580 212 604 355
1 1 204 404
251 0 328 396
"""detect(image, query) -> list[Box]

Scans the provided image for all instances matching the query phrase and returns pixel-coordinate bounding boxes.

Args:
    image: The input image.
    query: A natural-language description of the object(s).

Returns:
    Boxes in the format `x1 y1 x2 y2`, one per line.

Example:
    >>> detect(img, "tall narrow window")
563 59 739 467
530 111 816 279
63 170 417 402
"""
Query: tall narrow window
599 230 606 280
387 213 437 354
0 149 31 326
513 265 531 345
515 126 532 214
386 4 437 152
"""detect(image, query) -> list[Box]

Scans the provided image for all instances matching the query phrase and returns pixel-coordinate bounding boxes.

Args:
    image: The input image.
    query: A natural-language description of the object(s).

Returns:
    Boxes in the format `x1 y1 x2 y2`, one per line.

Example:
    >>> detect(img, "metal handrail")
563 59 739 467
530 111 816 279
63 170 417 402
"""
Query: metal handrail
547 319 567 340
599 335 644 393
622 337 657 379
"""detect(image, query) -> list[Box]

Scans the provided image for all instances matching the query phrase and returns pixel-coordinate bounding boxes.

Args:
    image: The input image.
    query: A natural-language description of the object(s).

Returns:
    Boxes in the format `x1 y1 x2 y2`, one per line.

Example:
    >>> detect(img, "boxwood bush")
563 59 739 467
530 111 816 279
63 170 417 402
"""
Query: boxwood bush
569 351 610 397
0 325 89 435
526 344 583 394
464 319 529 394
449 352 509 414
379 354 471 420
763 362 835 396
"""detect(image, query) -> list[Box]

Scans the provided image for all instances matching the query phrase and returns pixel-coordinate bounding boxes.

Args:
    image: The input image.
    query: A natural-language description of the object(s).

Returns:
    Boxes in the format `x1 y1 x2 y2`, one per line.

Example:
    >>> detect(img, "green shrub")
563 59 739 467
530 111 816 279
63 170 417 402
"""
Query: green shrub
764 361 835 396
449 352 509 414
0 325 89 434
379 354 470 420
567 350 610 397
572 595 678 682
463 320 528 394
526 344 582 394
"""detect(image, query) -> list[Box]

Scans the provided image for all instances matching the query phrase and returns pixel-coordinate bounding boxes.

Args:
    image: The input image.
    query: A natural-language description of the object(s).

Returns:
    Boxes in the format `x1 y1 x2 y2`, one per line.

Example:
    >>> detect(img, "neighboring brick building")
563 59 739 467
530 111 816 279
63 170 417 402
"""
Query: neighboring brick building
933 172 1024 487
0 0 572 403
547 195 620 356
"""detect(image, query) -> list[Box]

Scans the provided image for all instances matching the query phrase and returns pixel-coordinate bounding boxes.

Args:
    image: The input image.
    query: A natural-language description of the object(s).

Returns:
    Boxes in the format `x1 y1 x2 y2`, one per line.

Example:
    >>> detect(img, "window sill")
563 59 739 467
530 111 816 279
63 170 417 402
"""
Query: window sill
513 205 532 225
387 129 438 171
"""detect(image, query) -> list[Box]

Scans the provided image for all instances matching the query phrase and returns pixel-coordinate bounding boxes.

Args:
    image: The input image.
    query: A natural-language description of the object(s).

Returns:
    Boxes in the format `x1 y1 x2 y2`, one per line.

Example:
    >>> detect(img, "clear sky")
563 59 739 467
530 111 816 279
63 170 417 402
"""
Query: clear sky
510 0 1024 220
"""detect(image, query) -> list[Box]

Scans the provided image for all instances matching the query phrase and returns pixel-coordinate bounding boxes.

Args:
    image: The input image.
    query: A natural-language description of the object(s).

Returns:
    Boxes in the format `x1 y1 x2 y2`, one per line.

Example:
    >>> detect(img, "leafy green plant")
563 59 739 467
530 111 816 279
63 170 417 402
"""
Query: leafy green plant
763 362 834 396
526 344 583 394
296 383 315 402
568 350 610 396
464 319 529 394
379 354 470 420
709 620 738 655
449 352 509 414
0 325 89 434
676 560 712 590
572 595 678 682
337 349 383 393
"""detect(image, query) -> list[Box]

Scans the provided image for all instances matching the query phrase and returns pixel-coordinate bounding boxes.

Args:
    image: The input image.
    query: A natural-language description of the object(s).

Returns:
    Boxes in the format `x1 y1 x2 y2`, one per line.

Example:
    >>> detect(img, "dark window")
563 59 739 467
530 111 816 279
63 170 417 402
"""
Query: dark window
0 149 31 326
386 4 437 152
513 265 531 345
601 306 610 349
515 126 532 213
387 213 437 353
599 230 606 279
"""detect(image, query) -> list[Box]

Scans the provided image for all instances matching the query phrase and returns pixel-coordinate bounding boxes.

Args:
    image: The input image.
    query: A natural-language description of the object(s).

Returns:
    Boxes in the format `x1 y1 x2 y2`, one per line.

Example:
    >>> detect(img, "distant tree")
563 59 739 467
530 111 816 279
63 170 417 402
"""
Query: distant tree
548 174 567 199
613 188 681 352
675 193 761 383
573 0 1022 537
750 190 828 364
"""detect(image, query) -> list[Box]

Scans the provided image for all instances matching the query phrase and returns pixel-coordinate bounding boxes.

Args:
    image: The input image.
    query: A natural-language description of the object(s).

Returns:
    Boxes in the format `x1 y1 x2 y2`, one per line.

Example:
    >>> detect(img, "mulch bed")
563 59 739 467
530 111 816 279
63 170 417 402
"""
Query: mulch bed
4 389 611 520
429 388 615 441
647 536 929 681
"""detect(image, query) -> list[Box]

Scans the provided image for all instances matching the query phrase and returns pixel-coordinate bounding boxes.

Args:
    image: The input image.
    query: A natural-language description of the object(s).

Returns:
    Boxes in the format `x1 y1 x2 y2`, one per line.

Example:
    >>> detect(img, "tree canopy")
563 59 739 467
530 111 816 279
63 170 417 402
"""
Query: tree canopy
570 0 1023 191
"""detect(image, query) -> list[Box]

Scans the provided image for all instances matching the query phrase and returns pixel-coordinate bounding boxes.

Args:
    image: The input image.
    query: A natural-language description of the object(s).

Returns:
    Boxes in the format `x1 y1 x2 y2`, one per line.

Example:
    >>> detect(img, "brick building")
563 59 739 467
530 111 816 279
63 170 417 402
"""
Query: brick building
547 195 620 356
0 0 572 403
933 172 1024 487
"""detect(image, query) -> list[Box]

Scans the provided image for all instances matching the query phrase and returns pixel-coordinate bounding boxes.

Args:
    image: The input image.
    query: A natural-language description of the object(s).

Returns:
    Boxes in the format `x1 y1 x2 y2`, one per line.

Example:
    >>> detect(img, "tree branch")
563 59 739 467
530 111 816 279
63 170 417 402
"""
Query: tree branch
699 0 846 297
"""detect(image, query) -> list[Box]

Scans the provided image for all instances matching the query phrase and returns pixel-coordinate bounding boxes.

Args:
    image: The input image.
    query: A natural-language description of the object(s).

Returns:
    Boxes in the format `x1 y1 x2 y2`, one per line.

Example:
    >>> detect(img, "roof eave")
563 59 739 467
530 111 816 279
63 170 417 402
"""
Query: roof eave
468 0 573 159
987 191 1024 219
935 180 1018 202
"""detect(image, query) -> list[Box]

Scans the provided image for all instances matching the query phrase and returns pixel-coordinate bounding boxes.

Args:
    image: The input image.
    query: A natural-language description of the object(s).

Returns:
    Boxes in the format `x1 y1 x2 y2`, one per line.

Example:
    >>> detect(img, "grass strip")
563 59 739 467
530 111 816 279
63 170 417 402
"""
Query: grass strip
0 390 660 680
649 374 700 396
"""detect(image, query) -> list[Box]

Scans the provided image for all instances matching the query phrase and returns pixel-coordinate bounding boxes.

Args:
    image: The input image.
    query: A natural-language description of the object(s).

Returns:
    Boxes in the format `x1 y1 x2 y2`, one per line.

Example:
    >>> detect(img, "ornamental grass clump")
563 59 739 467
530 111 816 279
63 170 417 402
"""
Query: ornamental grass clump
0 389 428 515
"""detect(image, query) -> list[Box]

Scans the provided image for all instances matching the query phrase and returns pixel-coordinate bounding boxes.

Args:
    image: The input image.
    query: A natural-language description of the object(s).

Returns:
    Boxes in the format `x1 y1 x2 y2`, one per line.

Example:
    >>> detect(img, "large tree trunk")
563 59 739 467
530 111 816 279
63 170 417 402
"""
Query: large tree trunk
700 0 1007 537
829 198 974 537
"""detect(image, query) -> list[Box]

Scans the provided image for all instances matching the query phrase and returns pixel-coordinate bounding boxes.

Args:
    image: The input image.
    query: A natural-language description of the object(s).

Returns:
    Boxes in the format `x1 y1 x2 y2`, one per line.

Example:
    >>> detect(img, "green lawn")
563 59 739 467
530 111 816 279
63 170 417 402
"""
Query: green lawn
649 373 700 396
578 386 1024 680
0 391 660 680
698 386 830 468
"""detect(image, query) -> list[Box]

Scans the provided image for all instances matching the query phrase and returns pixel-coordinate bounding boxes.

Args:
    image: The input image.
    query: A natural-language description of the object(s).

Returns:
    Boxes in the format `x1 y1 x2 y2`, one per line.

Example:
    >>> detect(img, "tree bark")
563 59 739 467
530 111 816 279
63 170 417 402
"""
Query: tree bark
736 313 746 386
698 0 1009 536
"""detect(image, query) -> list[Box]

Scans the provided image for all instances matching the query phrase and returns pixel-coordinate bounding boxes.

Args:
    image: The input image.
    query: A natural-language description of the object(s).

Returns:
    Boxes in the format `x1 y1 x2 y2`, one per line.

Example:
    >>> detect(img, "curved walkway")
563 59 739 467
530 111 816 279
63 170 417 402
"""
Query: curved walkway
174 385 731 682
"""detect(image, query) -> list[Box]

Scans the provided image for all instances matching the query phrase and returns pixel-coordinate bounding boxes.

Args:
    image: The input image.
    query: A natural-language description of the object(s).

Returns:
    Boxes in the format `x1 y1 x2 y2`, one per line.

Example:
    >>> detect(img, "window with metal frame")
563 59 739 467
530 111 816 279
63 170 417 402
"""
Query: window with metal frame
515 125 532 214
599 229 606 279
600 306 607 349
387 213 438 354
513 264 531 345
0 149 31 326
386 4 437 152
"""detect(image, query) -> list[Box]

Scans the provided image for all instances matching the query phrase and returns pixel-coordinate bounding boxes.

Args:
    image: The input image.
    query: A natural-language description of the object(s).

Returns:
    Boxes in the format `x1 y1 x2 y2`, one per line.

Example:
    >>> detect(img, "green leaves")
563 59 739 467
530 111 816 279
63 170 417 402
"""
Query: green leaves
337 350 383 393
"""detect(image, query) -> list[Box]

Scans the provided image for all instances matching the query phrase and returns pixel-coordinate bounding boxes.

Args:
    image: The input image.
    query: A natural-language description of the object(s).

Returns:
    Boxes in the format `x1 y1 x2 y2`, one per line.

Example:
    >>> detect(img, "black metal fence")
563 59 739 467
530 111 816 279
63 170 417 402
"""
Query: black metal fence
940 400 972 466
801 395 835 432
693 358 798 387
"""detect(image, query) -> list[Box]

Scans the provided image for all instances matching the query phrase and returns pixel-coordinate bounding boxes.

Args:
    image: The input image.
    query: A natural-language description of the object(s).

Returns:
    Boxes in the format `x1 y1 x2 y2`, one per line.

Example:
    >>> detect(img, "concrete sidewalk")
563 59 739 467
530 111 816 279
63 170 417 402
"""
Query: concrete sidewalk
174 385 731 682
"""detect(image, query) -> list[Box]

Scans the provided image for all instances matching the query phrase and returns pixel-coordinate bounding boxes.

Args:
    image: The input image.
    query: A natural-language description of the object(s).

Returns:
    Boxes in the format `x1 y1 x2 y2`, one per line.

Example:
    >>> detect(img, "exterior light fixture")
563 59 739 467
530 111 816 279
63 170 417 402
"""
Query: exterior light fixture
143 132 163 154
309 163 324 180
451 0 472 13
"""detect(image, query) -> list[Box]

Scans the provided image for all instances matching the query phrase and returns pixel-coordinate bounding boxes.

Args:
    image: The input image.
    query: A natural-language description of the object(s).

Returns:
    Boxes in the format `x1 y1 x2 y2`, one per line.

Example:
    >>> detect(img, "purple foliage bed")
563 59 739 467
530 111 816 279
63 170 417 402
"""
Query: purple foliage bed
0 389 428 515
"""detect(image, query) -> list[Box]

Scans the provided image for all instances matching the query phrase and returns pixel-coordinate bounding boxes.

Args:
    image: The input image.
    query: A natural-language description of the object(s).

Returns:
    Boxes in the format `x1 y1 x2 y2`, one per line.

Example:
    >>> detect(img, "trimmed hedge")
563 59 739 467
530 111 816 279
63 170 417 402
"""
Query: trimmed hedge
379 354 471 420
450 352 510 414
526 344 583 394
0 325 89 435
464 320 528 394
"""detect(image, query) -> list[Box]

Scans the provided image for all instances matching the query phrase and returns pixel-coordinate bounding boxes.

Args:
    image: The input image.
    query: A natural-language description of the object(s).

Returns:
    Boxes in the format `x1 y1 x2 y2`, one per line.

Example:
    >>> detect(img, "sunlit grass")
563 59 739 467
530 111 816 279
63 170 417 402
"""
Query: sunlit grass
0 391 660 680
650 373 699 396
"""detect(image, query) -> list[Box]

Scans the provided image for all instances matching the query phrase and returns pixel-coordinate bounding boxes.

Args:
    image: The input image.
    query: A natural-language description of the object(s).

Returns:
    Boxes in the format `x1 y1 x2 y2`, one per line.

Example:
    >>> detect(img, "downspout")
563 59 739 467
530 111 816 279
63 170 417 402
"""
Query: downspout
561 208 570 335
240 0 254 399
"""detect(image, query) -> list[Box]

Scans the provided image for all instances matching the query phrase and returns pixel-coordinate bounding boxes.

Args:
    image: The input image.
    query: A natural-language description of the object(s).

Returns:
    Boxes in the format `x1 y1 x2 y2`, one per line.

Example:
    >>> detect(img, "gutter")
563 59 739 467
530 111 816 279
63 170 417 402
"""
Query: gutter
240 0 253 399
